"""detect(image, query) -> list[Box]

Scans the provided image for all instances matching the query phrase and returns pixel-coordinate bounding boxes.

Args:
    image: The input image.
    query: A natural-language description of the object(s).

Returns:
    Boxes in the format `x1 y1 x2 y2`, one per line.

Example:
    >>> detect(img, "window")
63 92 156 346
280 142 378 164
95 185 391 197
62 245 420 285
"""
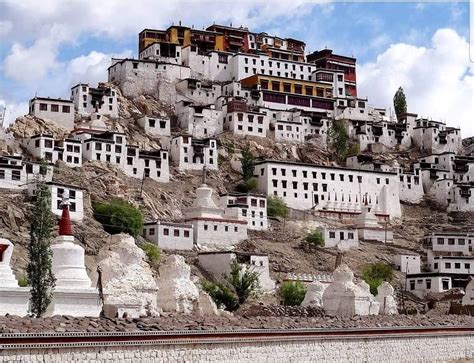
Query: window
426 280 431 289
51 104 59 112
174 229 180 237
12 170 21 180
448 238 455 245
184 230 190 238
0 170 5 179
95 143 102 151
454 263 461 269
204 225 208 231
458 239 465 245
234 226 238 232
39 103 48 111
329 231 335 238
149 228 155 236
437 238 445 245
410 281 415 290
445 262 451 269
348 232 354 239
149 119 155 128
163 228 169 236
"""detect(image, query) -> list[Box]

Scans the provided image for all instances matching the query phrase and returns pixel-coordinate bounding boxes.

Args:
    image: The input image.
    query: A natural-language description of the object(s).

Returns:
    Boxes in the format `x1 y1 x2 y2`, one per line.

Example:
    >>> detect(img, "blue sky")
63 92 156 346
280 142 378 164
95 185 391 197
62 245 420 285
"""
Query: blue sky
0 1 472 135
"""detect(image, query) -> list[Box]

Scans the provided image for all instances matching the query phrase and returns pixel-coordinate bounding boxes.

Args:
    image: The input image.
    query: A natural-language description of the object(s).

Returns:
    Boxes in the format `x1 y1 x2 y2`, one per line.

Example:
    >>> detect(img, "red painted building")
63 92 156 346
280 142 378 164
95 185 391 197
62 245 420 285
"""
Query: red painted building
307 49 357 97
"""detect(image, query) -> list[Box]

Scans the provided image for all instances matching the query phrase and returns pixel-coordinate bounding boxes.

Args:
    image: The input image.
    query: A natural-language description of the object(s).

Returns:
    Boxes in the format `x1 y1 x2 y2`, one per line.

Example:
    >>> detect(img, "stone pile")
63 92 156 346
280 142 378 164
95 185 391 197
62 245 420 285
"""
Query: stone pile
0 314 473 334
240 304 324 318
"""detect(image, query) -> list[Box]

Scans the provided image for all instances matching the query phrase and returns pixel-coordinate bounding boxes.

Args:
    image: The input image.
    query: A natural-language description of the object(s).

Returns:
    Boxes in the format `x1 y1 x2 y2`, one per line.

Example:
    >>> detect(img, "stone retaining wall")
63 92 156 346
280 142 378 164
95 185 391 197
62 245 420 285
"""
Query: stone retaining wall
1 333 472 362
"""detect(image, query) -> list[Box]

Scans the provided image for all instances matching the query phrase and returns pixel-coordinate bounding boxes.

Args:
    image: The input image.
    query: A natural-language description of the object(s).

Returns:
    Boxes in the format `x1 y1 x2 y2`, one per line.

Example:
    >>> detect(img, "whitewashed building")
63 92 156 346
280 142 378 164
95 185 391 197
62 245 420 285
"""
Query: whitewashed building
220 192 268 231
137 115 171 138
427 250 473 276
170 135 218 171
70 83 119 118
393 254 421 274
0 156 53 190
175 78 221 105
323 227 359 250
22 134 82 168
406 273 452 298
139 42 182 64
175 101 223 138
198 251 275 292
29 97 75 131
28 182 85 222
423 232 473 254
143 221 194 250
222 100 270 138
254 160 402 219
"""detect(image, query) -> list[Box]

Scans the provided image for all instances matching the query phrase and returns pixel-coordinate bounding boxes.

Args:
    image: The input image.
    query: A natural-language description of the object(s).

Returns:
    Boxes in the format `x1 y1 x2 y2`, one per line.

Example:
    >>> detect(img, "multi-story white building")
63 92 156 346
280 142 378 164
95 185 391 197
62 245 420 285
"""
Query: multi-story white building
253 160 402 219
28 97 75 131
170 135 218 171
198 251 275 292
70 83 119 118
139 42 182 64
222 100 270 138
408 117 462 154
423 232 473 254
137 115 171 138
175 78 221 105
80 131 169 183
220 192 268 231
175 101 223 138
28 182 85 222
142 221 194 250
22 134 82 168
108 58 191 99
0 156 53 190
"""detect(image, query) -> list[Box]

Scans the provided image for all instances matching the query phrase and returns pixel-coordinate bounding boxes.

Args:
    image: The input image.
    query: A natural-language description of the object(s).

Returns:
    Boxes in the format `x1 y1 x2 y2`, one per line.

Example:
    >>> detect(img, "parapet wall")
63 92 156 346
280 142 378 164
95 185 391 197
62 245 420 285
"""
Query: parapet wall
1 329 472 362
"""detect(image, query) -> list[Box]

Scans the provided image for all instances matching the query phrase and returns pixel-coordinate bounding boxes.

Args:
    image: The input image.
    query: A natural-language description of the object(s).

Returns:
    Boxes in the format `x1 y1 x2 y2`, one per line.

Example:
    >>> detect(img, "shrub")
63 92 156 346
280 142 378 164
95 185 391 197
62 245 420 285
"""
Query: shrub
362 263 393 295
236 178 258 193
225 142 235 154
18 276 29 287
228 260 260 305
347 142 360 156
140 242 161 265
280 281 307 306
305 230 324 246
240 145 255 181
267 196 289 218
202 280 239 311
93 198 144 237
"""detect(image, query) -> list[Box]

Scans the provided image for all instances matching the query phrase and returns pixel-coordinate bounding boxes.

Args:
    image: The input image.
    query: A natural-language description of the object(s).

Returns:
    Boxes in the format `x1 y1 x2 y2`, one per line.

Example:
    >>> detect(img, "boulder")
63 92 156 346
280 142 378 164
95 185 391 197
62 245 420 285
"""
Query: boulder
157 255 199 314
376 282 398 315
462 278 474 306
98 234 159 318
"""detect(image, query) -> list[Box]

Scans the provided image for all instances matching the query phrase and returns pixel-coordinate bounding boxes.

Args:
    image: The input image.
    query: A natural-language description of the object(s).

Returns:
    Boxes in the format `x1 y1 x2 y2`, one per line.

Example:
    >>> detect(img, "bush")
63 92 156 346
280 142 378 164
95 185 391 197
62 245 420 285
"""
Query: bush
140 242 161 265
267 196 289 218
202 280 239 311
362 263 393 295
347 142 360 156
305 230 324 246
93 198 144 237
228 261 260 305
280 281 307 306
18 276 29 287
236 178 258 193
328 120 349 162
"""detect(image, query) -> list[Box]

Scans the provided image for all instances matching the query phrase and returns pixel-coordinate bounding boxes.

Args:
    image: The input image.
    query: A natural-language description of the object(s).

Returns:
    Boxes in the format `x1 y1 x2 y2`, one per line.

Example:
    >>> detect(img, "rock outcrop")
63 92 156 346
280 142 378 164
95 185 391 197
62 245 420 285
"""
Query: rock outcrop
98 234 159 318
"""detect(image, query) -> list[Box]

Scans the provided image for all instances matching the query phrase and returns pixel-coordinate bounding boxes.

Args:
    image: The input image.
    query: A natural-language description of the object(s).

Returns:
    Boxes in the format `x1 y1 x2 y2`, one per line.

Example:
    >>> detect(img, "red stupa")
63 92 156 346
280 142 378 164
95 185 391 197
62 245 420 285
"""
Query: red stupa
58 197 73 236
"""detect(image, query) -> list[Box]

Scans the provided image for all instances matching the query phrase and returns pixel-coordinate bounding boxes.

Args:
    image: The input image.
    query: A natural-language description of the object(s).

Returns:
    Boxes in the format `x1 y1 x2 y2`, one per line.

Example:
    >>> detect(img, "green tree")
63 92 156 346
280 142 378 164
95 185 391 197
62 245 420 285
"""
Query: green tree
93 198 144 237
267 196 289 218
393 87 407 121
201 280 239 311
280 281 307 306
27 182 56 317
240 145 255 181
228 260 260 305
140 242 161 267
236 178 258 193
305 230 324 246
362 262 393 295
328 120 349 162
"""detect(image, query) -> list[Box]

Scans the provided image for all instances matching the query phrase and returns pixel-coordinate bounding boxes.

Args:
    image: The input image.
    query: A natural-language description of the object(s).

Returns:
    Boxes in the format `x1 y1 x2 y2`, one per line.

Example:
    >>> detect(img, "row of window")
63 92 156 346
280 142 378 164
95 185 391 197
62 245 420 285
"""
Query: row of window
266 167 390 185
433 237 471 245
147 227 191 238
243 57 312 73
203 224 239 232
243 67 311 80
328 231 355 240
37 103 71 113
0 169 21 181
433 262 471 270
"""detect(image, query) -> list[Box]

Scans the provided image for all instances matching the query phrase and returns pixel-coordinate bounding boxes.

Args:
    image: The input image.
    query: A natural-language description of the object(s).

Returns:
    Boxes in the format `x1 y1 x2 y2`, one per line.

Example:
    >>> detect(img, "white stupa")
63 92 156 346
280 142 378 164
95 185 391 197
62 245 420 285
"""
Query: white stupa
0 239 30 316
46 192 102 317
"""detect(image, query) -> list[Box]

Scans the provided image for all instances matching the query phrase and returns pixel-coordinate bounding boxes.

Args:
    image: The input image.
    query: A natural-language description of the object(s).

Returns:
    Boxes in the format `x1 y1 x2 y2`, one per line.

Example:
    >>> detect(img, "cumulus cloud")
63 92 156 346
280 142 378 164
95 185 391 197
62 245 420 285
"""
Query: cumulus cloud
0 98 29 127
358 28 474 137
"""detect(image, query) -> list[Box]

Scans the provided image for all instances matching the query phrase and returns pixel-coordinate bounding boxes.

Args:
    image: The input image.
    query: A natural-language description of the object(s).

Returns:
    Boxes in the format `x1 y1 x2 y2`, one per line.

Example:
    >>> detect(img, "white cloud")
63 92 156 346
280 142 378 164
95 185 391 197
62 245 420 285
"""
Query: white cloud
0 98 29 127
358 28 474 137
